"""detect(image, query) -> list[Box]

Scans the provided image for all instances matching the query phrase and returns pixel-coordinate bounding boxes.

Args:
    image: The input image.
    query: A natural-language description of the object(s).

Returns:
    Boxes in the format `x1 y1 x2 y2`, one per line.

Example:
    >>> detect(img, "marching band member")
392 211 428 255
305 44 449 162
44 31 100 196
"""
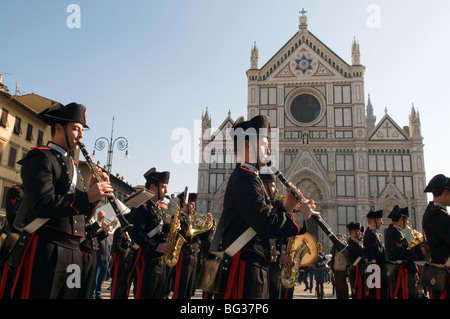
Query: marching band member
220 115 318 299
127 168 172 298
346 221 366 299
78 210 109 299
172 192 212 299
385 205 424 299
197 219 215 299
15 102 112 299
363 209 388 299
422 174 450 299
0 184 24 299
259 173 291 299
110 212 136 299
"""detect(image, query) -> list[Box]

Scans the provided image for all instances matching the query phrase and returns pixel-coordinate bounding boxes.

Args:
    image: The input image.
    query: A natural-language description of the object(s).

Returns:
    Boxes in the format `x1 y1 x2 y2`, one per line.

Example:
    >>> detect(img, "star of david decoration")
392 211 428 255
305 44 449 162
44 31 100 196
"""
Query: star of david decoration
295 55 313 74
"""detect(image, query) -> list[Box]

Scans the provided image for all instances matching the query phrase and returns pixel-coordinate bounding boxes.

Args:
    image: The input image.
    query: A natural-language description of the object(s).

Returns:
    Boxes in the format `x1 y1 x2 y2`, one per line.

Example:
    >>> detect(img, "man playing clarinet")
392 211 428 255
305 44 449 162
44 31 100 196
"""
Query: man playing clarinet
219 115 318 299
15 102 113 299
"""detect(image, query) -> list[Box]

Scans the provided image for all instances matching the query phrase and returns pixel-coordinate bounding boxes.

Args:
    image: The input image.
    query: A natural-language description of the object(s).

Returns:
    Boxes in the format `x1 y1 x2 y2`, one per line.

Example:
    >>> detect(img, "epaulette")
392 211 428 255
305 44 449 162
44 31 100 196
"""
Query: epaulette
30 146 51 150
432 204 446 211
240 166 255 174
239 164 258 175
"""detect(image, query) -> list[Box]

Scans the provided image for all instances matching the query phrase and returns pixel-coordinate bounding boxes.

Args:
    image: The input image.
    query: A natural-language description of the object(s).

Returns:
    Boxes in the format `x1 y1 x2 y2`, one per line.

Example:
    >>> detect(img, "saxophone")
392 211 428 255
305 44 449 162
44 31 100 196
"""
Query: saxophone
280 233 318 288
161 195 186 267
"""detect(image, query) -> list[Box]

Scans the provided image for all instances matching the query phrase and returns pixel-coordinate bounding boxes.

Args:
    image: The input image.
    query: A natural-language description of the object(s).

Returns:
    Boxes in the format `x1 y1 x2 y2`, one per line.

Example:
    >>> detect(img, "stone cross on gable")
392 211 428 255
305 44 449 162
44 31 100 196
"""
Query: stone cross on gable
382 121 392 138
299 8 308 29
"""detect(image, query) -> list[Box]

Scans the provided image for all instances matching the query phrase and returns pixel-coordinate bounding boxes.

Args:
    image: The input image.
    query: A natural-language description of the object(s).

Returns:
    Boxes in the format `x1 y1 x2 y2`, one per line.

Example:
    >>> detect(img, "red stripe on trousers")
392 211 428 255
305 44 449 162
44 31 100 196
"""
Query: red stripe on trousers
224 251 241 299
172 252 184 299
10 233 38 298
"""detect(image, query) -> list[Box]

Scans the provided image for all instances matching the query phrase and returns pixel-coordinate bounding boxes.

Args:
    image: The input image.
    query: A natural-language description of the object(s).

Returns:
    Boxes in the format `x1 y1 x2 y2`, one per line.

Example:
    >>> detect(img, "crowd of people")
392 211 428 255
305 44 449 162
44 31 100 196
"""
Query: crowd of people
0 103 448 300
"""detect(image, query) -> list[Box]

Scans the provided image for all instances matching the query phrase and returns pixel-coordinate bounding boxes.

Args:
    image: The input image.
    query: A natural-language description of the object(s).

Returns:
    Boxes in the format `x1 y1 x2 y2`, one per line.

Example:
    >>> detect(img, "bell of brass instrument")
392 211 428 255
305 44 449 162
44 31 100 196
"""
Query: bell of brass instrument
280 232 318 288
162 195 187 267
266 161 347 253
188 211 214 238
77 142 133 233
407 226 424 250
101 217 118 233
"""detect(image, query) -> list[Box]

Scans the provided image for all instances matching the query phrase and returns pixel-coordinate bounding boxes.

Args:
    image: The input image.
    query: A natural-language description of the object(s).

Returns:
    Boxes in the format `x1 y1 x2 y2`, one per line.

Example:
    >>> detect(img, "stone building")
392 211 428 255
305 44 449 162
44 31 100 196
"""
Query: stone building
0 76 135 224
196 12 427 251
0 80 54 222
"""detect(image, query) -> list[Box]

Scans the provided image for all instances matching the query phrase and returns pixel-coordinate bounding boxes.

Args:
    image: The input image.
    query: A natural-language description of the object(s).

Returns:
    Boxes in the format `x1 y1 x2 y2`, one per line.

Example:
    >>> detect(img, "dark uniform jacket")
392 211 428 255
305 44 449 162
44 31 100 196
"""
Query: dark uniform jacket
385 224 420 270
347 237 364 266
363 226 386 265
221 164 307 267
128 199 171 258
80 219 108 252
19 145 97 249
112 226 130 258
423 201 450 265
4 185 23 227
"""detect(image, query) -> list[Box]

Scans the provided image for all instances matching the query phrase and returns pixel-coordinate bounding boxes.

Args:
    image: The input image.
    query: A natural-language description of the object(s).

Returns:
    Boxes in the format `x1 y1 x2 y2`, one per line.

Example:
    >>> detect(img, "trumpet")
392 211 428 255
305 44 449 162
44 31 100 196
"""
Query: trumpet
101 217 118 233
266 161 347 253
407 226 424 250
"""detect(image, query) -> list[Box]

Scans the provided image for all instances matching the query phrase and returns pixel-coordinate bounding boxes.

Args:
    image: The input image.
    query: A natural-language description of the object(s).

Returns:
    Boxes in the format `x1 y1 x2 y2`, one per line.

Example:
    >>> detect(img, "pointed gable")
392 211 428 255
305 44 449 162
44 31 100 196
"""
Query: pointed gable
260 29 352 81
376 173 409 210
282 147 332 201
285 148 330 183
210 112 236 142
368 114 409 141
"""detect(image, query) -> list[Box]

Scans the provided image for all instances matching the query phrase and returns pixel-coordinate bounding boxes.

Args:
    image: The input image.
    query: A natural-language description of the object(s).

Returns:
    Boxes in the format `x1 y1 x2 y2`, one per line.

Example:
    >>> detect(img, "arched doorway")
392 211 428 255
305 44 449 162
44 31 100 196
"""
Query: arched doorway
295 177 324 244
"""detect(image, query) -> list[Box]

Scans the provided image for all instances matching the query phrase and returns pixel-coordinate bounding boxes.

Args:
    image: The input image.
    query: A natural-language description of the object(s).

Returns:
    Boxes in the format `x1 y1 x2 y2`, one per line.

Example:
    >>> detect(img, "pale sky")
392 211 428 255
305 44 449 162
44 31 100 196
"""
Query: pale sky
1 0 449 197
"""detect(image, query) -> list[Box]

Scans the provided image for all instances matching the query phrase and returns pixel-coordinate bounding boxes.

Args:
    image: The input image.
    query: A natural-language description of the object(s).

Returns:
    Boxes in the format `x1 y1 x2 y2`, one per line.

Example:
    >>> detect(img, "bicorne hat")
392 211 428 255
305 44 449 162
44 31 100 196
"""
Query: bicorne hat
231 115 271 139
38 102 89 128
177 192 198 203
346 221 361 231
387 205 409 219
424 174 450 193
144 167 170 184
366 210 383 219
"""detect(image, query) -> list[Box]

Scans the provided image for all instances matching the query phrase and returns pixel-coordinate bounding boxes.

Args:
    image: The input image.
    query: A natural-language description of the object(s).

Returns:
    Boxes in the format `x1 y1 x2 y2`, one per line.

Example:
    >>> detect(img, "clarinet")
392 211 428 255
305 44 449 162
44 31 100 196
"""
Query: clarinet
266 161 347 252
77 142 133 233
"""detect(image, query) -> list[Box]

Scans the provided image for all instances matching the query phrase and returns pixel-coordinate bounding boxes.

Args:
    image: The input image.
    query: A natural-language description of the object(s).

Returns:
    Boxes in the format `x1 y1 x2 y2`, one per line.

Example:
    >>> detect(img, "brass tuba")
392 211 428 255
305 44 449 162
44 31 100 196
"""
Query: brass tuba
188 211 214 238
407 226 424 250
161 195 186 267
280 232 318 288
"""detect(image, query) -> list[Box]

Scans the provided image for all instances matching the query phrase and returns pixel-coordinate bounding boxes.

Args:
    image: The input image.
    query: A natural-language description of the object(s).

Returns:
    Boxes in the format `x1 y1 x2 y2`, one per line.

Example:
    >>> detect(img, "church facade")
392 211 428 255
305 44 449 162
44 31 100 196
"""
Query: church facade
196 12 427 250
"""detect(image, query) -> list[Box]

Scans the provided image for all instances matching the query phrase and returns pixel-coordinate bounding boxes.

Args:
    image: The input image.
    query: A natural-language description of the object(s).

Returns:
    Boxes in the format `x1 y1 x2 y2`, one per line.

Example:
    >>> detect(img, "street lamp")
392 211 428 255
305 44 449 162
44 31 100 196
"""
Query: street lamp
92 116 129 176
